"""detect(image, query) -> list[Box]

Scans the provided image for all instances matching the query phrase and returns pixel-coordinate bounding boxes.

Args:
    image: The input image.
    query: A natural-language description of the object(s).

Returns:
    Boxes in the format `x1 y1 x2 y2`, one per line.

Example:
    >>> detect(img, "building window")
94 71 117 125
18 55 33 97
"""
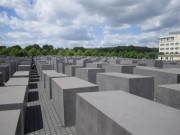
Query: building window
175 47 179 50
166 43 169 45
175 43 179 45
175 52 179 54
166 52 169 54
166 48 169 50
171 43 174 45
160 44 165 46
170 52 173 54
160 48 164 50
170 48 174 50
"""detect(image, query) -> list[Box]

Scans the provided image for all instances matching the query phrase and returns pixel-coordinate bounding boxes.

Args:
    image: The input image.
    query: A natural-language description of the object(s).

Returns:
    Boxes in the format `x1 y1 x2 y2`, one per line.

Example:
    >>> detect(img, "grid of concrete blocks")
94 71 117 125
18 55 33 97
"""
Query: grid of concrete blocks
0 56 180 135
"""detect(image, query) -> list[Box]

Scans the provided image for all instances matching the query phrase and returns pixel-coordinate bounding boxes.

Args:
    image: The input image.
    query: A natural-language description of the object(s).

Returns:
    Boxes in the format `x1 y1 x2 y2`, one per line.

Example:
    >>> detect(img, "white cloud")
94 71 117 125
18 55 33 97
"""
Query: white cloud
0 0 180 48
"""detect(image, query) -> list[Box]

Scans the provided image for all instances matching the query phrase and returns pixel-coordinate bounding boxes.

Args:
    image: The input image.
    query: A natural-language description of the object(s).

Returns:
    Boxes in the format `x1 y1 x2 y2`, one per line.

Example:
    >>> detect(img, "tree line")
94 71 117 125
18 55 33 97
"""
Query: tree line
0 44 158 59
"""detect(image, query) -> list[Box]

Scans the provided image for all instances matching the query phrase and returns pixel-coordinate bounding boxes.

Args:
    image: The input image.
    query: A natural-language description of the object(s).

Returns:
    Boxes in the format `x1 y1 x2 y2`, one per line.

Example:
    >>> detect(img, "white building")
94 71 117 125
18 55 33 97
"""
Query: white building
158 32 180 61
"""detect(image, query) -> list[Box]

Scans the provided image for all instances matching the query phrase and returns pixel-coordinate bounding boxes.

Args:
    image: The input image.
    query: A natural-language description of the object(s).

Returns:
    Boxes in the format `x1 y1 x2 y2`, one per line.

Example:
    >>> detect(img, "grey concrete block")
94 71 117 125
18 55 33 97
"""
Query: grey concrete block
44 72 69 99
42 70 57 88
86 62 108 68
75 68 105 84
133 66 180 92
0 86 28 135
156 84 180 110
76 91 180 135
57 63 72 73
13 71 29 78
65 65 83 76
0 65 10 82
0 72 3 86
103 64 135 74
51 77 99 127
5 77 29 87
0 110 22 135
18 65 30 71
97 72 154 100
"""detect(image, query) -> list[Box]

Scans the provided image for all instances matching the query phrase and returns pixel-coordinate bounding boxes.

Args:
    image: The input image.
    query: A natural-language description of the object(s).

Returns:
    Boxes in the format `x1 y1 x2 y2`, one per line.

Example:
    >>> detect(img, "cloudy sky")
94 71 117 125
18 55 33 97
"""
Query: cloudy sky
0 0 180 48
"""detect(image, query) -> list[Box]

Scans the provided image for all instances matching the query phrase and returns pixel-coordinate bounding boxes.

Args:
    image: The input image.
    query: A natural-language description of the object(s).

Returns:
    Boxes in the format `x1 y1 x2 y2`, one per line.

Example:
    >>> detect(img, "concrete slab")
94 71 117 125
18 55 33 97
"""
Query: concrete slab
86 62 108 68
0 72 3 86
76 91 180 135
44 72 69 99
57 63 72 73
42 70 57 88
0 86 27 135
97 72 154 100
133 66 180 92
0 65 9 82
13 71 29 78
5 77 29 87
65 65 83 76
103 64 135 74
75 68 105 84
51 77 99 127
18 65 30 71
0 110 22 135
156 84 180 110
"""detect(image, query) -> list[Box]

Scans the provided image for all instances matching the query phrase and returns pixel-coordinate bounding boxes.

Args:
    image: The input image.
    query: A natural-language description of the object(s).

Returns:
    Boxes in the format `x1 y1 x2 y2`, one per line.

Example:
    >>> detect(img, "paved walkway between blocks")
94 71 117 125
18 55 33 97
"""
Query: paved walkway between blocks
25 70 76 135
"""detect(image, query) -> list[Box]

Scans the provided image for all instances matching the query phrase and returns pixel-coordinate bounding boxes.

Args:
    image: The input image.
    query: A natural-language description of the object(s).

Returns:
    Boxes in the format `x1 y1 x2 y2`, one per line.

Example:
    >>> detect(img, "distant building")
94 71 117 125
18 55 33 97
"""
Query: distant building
158 32 180 61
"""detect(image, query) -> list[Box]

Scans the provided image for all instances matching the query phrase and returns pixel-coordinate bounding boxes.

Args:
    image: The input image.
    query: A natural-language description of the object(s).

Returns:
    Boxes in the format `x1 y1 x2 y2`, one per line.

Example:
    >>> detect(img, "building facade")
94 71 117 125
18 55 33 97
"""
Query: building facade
158 32 180 61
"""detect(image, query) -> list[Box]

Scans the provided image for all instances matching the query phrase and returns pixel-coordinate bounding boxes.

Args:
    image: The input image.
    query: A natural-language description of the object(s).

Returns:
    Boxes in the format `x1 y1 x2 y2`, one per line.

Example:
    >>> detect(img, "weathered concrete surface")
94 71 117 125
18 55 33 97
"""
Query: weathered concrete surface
156 84 180 110
76 91 180 135
13 71 29 78
75 68 105 84
86 62 108 68
42 70 57 88
0 110 22 135
18 65 31 71
133 66 180 92
5 77 29 87
65 65 83 76
97 72 154 100
51 77 99 127
44 71 69 99
0 65 9 82
57 63 72 73
0 86 27 135
103 64 135 74
0 72 3 86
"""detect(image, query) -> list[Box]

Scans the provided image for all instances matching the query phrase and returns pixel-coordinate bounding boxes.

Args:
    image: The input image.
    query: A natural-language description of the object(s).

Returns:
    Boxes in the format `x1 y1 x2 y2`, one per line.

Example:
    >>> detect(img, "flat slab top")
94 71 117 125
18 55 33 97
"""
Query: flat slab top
98 72 152 78
0 110 21 135
78 91 180 135
13 71 29 77
43 70 57 74
136 66 180 74
159 84 180 91
52 77 97 89
88 62 107 64
46 72 69 78
19 65 30 67
66 65 83 68
76 67 104 70
108 64 135 67
5 77 29 86
0 86 26 105
0 65 9 68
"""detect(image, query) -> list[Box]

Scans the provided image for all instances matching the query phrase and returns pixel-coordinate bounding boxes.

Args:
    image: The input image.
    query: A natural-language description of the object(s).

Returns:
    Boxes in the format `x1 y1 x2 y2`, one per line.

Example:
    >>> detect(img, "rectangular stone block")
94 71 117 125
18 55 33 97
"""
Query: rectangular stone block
51 77 99 127
0 65 9 82
5 77 29 87
1 62 14 76
97 72 154 100
103 64 135 74
156 84 180 110
134 66 180 91
76 91 180 135
44 71 69 99
0 110 22 135
57 63 72 73
86 62 108 68
18 65 31 71
0 86 28 135
42 70 57 88
0 72 3 86
65 65 83 76
13 71 29 78
75 68 105 84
